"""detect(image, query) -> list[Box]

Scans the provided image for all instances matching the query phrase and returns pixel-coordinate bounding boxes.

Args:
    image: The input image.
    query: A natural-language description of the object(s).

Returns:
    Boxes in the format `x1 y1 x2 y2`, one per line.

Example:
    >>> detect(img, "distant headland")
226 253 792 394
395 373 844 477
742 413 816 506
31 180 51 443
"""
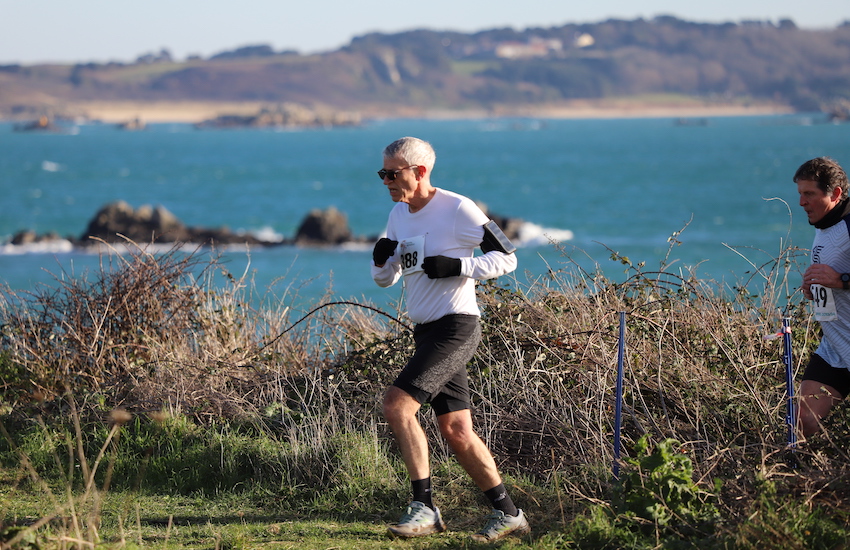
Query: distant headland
1 17 847 126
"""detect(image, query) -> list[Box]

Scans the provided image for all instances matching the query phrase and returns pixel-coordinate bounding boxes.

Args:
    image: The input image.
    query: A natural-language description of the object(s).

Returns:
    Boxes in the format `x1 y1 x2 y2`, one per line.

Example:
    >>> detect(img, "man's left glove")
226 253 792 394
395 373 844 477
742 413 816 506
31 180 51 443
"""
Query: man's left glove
422 255 461 279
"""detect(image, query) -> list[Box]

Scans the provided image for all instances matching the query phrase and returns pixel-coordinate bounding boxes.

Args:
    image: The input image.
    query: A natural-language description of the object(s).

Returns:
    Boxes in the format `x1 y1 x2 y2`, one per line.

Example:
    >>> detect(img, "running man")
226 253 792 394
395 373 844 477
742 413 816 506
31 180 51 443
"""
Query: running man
794 157 850 437
371 136 529 542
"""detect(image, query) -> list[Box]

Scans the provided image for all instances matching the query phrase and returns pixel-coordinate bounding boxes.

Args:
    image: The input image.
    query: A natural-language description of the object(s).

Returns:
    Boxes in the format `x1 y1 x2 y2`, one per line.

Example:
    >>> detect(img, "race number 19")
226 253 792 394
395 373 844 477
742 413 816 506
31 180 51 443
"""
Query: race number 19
812 283 837 321
814 285 829 308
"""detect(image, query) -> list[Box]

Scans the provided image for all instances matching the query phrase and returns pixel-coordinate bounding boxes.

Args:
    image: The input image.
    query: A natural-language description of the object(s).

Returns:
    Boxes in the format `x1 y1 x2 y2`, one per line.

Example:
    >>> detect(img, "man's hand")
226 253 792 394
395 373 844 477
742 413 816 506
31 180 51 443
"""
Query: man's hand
373 238 398 266
422 255 461 278
803 263 840 299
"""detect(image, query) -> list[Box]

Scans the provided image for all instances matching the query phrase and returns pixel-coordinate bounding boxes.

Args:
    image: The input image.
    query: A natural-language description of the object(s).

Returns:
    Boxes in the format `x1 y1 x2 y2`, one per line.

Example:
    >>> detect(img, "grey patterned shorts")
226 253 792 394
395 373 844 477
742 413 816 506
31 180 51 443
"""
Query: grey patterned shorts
393 314 482 415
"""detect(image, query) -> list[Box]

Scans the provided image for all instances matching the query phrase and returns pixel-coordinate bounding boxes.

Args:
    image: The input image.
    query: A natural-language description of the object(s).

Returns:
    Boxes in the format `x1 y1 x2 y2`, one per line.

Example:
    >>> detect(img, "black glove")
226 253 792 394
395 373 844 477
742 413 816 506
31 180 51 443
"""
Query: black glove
372 238 398 266
422 255 461 279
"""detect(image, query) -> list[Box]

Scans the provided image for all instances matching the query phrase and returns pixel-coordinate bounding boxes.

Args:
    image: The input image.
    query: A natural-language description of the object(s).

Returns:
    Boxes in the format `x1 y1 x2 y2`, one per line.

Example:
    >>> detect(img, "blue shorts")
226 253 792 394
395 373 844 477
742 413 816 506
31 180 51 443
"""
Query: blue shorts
393 314 481 416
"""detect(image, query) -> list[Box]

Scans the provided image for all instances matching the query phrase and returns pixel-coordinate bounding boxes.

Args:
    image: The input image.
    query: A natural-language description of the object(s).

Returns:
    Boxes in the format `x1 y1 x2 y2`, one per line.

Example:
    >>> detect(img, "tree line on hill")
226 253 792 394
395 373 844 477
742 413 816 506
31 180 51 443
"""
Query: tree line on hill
1 16 849 118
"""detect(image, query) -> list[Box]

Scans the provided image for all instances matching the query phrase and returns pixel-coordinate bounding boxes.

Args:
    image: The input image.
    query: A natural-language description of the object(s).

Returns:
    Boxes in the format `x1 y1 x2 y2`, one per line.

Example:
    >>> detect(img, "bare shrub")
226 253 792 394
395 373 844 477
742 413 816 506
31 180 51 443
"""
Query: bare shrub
1 244 211 401
0 243 300 421
4 233 850 538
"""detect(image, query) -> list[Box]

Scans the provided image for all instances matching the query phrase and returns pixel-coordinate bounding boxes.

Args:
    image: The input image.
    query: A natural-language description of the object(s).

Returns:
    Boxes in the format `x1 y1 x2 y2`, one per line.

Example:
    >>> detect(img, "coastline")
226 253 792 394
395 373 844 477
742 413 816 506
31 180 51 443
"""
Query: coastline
53 98 795 125
420 99 794 121
66 100 270 124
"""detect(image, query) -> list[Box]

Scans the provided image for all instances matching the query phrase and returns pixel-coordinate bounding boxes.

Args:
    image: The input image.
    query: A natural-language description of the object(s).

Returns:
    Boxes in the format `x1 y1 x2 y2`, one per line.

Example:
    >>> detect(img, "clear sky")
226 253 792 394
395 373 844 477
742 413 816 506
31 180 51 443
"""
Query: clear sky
2 0 848 65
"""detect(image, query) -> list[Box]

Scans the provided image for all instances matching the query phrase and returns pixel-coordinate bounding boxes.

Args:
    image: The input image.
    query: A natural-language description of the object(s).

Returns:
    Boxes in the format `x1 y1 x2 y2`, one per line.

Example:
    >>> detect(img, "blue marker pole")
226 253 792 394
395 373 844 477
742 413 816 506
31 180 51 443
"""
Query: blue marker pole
613 311 626 479
783 317 797 449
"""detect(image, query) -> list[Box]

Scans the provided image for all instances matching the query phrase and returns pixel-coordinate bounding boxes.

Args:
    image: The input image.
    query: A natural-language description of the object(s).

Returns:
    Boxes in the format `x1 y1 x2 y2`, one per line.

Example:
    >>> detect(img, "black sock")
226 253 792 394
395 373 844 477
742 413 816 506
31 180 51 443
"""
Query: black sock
484 483 518 516
412 477 434 510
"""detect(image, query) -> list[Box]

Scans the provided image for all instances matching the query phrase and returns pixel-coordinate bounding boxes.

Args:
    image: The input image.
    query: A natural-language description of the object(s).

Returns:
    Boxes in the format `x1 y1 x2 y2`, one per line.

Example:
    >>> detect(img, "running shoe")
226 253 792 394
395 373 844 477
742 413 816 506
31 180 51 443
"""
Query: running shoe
387 501 446 538
470 509 530 542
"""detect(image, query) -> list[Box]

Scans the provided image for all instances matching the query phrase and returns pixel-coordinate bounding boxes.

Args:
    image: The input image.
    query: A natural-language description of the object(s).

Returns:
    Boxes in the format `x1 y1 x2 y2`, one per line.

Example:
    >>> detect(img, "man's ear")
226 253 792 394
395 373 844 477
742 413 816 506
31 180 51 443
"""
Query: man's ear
831 186 844 202
415 165 427 179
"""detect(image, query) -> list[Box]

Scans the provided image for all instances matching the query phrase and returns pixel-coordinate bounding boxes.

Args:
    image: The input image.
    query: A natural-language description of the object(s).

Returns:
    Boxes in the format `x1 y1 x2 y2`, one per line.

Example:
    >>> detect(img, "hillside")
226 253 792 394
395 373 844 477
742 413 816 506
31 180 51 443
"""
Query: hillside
2 16 849 122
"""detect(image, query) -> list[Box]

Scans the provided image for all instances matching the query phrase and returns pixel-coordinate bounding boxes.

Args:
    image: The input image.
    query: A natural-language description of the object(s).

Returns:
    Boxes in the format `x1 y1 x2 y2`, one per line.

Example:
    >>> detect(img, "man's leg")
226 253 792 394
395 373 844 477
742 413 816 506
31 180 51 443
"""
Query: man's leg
436 409 501 490
383 386 446 538
798 380 842 438
438 409 530 542
383 385 430 480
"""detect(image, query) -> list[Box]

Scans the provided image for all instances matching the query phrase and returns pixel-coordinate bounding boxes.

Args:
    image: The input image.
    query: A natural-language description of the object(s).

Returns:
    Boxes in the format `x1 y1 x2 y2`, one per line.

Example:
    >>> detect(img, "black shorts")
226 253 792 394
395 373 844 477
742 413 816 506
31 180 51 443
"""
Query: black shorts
393 314 481 416
802 353 850 399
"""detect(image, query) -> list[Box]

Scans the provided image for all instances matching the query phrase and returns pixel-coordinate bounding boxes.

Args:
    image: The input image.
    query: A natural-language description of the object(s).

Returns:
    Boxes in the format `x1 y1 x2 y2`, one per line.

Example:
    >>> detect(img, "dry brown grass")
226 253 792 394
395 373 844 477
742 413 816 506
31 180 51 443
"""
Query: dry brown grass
2 237 850 540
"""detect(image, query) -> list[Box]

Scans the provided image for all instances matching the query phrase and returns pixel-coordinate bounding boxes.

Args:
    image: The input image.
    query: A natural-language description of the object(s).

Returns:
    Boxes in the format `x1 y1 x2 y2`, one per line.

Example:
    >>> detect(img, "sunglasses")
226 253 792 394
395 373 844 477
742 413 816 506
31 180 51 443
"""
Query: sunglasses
378 165 419 181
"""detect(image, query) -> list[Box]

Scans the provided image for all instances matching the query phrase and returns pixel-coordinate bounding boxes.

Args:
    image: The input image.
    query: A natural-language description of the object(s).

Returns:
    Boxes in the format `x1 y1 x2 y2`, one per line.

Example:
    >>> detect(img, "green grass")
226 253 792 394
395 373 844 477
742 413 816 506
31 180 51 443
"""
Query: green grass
450 60 501 77
0 462 553 549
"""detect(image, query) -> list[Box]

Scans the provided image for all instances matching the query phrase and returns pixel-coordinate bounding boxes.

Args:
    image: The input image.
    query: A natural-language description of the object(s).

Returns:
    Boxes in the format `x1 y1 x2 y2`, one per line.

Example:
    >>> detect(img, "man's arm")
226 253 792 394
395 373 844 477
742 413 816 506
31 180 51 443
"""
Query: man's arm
422 221 518 280
480 220 516 254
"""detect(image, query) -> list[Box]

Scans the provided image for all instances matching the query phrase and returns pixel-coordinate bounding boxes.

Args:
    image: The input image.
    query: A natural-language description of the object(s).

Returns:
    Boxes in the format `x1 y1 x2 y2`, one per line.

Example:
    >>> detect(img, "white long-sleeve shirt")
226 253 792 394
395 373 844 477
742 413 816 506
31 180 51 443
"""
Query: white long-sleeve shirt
371 188 517 324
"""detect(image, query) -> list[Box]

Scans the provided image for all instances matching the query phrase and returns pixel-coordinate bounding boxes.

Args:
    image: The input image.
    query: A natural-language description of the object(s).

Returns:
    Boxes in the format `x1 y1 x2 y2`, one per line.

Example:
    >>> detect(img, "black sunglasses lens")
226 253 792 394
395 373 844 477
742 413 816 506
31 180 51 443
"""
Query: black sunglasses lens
378 169 395 181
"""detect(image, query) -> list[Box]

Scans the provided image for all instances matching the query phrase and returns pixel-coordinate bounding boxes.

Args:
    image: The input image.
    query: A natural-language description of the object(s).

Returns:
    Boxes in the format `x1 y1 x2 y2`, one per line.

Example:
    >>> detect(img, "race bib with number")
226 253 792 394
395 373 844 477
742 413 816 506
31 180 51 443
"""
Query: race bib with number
812 283 838 321
399 235 425 276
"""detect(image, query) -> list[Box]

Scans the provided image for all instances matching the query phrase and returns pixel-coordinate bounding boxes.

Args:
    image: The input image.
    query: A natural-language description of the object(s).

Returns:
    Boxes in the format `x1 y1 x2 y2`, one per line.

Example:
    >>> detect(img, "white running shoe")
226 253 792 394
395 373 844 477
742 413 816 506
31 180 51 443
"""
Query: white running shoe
470 509 530 542
387 501 446 538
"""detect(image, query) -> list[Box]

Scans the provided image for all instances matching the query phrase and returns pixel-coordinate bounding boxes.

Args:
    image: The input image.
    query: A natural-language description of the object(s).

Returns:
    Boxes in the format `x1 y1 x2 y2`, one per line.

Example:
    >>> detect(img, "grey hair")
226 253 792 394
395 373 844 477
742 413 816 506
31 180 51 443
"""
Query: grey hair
382 137 436 172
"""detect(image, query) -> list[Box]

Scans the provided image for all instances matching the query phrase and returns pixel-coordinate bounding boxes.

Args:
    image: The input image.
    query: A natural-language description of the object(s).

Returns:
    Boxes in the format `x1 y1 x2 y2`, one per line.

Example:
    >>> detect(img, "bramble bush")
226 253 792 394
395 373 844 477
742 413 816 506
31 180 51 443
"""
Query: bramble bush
2 236 850 548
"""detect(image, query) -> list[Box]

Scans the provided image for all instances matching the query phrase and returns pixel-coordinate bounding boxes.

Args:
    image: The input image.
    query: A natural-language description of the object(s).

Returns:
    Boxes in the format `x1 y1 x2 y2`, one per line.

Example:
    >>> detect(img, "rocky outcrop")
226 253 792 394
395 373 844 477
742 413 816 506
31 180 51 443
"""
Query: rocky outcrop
84 201 183 243
117 117 146 130
195 104 361 129
10 230 64 245
80 201 269 246
826 99 850 122
5 201 524 249
13 116 63 132
79 201 368 247
294 207 352 245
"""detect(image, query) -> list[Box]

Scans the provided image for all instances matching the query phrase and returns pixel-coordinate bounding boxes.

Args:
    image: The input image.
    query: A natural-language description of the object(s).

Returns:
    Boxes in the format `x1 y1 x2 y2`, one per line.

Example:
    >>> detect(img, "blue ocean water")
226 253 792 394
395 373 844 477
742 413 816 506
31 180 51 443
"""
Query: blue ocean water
1 115 849 310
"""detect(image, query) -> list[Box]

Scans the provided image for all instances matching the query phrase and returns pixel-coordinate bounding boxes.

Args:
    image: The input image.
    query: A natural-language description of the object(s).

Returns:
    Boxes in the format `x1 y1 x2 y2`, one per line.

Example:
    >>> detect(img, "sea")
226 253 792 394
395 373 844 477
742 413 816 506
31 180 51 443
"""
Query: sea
2 114 849 313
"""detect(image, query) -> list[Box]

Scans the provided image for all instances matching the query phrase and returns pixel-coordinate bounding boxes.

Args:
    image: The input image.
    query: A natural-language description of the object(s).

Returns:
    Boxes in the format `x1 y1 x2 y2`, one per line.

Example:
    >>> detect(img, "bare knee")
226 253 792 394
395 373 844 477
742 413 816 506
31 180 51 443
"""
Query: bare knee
438 412 477 449
798 407 823 438
381 390 397 420
441 423 472 448
797 381 843 438
382 386 419 426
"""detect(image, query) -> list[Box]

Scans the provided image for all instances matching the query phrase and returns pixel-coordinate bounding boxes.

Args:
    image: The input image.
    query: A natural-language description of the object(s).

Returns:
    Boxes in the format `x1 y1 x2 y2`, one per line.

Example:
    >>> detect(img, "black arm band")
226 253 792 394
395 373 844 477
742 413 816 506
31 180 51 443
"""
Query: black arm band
480 220 516 254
